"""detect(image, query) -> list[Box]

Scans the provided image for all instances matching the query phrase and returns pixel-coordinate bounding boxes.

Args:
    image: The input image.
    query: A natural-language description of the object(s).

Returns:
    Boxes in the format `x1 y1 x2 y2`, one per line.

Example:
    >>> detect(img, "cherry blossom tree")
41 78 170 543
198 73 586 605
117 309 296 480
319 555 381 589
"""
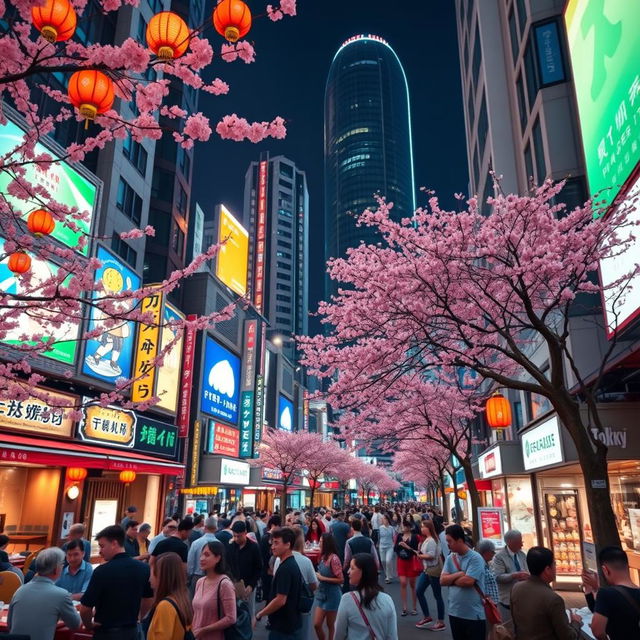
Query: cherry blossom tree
304 440 351 513
301 181 638 550
0 0 296 413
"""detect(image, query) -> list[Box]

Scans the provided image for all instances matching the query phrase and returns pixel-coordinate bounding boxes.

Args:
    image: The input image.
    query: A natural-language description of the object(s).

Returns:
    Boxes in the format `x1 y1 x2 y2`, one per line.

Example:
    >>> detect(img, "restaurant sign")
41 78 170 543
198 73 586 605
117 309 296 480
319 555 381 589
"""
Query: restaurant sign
522 416 564 471
0 389 76 437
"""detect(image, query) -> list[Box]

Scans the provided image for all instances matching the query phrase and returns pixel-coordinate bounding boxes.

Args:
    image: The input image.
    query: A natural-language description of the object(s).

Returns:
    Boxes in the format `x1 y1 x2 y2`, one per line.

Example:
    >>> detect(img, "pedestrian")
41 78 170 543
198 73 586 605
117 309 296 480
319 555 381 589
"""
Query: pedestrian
440 523 486 640
415 519 446 632
8 547 81 640
189 515 205 546
151 518 193 569
313 533 343 640
510 546 582 640
147 551 193 640
306 518 323 544
137 523 152 561
79 525 154 640
344 518 380 572
56 538 93 600
124 520 141 558
255 527 304 639
378 514 396 584
121 505 138 530
215 518 233 546
370 506 383 547
492 529 529 621
192 539 237 640
330 512 351 565
259 515 281 603
148 518 179 554
227 519 263 620
62 523 92 562
590 545 640 640
334 552 398 640
394 518 420 616
476 539 499 640
0 534 24 583
187 516 219 593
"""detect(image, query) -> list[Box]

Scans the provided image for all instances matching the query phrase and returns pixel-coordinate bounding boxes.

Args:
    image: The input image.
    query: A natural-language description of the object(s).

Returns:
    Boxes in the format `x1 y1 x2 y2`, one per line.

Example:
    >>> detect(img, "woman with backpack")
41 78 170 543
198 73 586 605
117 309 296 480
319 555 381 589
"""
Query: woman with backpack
313 533 343 640
415 519 446 632
147 552 194 640
192 540 237 640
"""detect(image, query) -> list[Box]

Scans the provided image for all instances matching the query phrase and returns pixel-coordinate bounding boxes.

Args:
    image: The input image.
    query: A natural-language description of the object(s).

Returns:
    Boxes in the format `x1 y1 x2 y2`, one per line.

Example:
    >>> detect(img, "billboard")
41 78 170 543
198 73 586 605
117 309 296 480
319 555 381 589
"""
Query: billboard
131 287 163 403
254 161 268 312
82 246 141 383
0 120 97 254
155 302 184 413
0 237 80 364
216 205 249 297
177 315 197 436
565 1 640 210
278 394 294 432
200 337 241 424
206 420 239 457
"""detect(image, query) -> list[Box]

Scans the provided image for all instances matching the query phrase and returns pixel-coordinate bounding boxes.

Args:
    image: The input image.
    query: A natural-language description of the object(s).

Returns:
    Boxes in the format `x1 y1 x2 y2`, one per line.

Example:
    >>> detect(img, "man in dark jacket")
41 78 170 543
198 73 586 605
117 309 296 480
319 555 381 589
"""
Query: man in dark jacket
227 520 262 620
259 515 281 602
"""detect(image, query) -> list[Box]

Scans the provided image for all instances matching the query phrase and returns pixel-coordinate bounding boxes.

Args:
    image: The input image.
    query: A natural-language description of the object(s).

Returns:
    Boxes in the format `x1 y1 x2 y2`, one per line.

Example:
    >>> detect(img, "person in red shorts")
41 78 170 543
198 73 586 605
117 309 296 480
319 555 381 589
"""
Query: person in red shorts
394 519 421 616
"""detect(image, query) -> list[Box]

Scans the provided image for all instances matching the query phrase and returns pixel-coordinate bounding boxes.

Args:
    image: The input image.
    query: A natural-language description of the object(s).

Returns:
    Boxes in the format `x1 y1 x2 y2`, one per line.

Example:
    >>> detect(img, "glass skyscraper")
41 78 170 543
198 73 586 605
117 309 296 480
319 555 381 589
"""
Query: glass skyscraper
324 34 415 298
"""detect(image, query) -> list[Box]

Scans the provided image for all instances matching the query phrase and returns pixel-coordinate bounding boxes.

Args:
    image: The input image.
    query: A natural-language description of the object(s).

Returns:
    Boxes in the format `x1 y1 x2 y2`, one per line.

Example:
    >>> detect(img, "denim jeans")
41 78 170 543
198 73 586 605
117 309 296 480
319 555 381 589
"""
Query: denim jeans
416 571 445 620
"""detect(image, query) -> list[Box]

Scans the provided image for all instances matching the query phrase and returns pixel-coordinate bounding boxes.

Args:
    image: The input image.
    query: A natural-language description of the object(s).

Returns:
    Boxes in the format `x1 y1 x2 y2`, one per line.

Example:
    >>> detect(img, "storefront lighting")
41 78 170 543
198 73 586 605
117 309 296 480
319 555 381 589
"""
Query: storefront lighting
119 470 136 485
66 485 80 500
66 467 88 482
560 483 573 488
486 392 512 429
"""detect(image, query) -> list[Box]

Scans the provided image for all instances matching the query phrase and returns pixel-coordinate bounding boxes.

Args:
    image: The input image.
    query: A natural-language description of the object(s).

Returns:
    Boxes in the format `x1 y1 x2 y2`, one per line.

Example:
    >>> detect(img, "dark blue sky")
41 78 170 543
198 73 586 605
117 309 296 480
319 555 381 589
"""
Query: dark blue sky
193 0 468 326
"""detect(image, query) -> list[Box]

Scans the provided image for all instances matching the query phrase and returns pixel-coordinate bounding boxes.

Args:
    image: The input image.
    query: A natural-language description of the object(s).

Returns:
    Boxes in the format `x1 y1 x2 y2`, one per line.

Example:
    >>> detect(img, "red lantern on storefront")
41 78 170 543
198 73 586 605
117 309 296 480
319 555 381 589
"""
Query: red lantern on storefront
486 392 512 429
27 209 56 236
31 0 77 43
213 0 252 43
67 467 88 482
146 11 190 60
7 251 31 274
68 70 115 127
119 470 136 485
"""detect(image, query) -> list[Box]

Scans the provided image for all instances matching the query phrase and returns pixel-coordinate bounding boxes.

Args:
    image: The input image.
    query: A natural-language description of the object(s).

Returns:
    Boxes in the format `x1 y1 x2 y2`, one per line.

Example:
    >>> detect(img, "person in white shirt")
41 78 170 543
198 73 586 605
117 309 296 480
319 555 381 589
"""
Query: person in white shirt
370 506 383 547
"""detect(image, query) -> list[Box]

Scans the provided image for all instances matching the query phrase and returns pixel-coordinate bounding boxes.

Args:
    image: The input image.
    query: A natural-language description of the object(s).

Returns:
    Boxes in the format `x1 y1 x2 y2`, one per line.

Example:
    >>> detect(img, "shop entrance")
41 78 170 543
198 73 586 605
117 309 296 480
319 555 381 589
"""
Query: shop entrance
82 478 126 556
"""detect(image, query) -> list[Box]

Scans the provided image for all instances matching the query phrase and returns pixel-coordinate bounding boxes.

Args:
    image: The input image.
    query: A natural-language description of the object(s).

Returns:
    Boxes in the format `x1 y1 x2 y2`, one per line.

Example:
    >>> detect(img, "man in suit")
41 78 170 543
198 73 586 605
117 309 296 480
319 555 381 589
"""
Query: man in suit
492 529 529 620
9 547 81 640
511 546 582 640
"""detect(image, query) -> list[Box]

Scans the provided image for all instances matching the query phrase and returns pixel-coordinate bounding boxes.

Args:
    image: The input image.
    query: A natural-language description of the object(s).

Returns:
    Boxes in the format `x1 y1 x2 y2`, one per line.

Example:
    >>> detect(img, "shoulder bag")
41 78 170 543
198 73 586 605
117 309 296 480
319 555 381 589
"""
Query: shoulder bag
425 541 443 578
452 554 501 625
164 598 195 640
350 591 377 640
216 577 252 640
613 586 640 629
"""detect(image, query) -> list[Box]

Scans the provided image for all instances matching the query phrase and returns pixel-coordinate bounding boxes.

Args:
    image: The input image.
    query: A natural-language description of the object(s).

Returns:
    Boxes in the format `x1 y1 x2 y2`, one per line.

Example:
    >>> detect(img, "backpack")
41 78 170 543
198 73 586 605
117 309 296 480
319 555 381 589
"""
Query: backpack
216 577 253 640
164 598 195 640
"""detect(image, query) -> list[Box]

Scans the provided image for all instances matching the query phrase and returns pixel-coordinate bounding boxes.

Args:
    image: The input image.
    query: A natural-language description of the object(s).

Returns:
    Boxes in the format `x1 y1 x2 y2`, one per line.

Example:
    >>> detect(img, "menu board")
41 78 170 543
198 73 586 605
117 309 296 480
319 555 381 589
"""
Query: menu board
545 491 583 575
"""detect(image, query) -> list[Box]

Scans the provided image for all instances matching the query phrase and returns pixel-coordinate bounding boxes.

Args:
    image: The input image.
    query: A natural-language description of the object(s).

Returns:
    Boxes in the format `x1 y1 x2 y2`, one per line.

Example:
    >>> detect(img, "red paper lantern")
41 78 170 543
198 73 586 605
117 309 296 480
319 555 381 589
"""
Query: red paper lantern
68 70 115 126
119 470 136 485
486 392 512 429
146 11 190 60
213 0 252 43
31 0 77 43
27 209 56 236
67 467 88 482
7 251 31 274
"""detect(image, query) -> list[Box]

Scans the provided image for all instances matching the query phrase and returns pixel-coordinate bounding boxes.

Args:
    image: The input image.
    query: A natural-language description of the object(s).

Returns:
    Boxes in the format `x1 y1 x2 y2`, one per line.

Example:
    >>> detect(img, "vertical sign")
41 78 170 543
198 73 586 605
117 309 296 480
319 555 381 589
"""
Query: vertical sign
239 320 258 458
190 419 201 487
303 391 309 431
155 302 184 413
177 315 197 437
254 161 268 313
253 375 265 456
131 288 163 403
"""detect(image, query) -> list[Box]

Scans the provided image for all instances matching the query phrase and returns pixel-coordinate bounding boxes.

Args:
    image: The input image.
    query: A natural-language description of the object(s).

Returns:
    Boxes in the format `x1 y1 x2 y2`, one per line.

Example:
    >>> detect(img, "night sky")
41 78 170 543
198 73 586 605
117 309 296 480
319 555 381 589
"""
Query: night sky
192 1 468 332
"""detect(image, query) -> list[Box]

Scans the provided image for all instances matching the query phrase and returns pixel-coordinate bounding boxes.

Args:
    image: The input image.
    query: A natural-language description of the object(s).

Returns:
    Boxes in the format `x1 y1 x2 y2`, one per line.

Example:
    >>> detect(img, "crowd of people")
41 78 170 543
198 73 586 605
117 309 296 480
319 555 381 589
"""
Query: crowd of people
2 502 639 640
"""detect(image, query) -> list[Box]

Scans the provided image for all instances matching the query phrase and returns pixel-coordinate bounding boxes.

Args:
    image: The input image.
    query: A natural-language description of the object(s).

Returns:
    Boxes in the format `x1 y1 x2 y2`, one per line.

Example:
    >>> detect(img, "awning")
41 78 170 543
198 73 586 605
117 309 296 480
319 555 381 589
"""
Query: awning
0 432 183 476
464 480 493 491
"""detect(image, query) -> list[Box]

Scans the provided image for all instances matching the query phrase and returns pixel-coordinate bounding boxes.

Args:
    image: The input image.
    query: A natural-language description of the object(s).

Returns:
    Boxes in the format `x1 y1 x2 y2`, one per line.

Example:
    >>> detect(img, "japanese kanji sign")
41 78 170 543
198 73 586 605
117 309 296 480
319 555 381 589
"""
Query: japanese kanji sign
239 390 254 458
253 161 268 313
132 287 163 404
135 415 179 458
177 315 197 437
0 388 76 437
206 420 239 457
252 375 265 457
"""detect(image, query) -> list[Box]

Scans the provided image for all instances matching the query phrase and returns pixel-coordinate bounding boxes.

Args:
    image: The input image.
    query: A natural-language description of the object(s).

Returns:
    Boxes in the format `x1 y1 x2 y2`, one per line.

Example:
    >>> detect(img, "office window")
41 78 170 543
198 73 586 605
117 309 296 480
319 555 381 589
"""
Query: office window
471 25 482 89
152 168 174 202
533 21 566 87
277 240 292 250
176 183 188 215
467 84 475 130
276 305 291 314
116 178 142 225
276 283 291 292
111 233 138 268
516 0 528 36
277 229 292 239
122 133 148 175
148 208 171 243
280 163 294 178
277 261 291 270
477 96 488 159
277 272 291 282
276 294 291 302
509 8 519 63
177 146 191 178
532 117 546 183
524 39 539 109
148 0 162 12
516 74 528 133
171 221 185 258
137 15 147 44
524 143 534 186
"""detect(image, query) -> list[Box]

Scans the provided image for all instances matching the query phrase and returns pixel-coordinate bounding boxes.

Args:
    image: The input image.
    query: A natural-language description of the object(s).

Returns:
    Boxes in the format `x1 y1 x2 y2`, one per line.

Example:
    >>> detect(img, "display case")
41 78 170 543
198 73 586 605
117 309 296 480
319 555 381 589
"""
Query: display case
544 490 583 575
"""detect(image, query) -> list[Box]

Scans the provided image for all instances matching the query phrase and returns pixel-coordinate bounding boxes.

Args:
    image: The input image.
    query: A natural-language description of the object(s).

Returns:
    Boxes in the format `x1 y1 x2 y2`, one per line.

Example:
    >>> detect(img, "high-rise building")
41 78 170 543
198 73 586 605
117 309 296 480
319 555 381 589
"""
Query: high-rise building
244 153 309 363
324 34 416 298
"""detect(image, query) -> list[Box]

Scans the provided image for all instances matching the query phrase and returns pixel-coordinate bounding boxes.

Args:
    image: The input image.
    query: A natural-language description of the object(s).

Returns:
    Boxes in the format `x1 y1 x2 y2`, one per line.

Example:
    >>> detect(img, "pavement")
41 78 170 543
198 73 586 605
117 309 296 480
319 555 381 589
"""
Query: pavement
252 579 588 640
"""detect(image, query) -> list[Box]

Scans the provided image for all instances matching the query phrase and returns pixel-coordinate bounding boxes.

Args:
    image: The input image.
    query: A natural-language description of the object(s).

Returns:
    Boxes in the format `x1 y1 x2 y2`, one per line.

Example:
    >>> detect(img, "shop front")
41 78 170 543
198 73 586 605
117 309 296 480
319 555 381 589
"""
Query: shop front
191 455 250 514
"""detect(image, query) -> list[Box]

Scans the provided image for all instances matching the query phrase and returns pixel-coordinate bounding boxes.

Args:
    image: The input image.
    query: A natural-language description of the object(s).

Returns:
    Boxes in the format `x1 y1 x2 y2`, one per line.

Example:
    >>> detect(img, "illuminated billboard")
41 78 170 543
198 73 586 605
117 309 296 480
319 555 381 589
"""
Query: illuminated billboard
278 394 294 432
216 205 249 297
201 337 241 424
565 1 640 210
254 161 268 312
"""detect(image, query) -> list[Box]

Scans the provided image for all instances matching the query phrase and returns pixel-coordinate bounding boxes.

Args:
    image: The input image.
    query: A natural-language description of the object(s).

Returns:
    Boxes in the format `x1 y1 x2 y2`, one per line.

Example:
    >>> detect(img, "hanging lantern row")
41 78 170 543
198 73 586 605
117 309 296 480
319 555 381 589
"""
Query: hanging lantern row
485 392 512 429
6 210 56 275
32 0 77 43
68 70 115 127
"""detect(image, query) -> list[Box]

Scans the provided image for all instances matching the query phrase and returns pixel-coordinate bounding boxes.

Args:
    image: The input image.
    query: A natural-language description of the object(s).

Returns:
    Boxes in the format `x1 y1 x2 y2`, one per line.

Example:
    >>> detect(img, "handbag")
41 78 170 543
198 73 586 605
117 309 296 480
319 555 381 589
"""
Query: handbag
452 554 502 624
350 592 377 640
425 554 443 578
215 577 253 640
164 598 196 640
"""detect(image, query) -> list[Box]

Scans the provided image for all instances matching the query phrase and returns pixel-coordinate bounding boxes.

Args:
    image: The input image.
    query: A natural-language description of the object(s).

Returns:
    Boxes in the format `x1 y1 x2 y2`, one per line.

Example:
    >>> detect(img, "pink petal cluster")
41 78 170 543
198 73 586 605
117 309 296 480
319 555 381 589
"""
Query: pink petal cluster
216 114 286 143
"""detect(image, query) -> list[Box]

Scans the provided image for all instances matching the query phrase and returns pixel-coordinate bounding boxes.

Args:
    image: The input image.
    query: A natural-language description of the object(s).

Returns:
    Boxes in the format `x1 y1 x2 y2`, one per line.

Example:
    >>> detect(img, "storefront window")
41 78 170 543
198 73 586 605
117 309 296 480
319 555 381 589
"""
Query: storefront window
492 479 506 508
506 477 536 549
529 391 553 419
608 463 640 553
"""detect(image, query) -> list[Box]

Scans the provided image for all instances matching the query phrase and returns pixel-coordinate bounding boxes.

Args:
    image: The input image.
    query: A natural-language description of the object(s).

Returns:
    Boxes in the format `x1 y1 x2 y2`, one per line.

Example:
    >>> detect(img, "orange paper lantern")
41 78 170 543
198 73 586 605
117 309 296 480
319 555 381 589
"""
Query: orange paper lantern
68 70 115 126
146 11 190 60
213 0 252 43
119 470 136 484
66 467 88 482
486 392 512 429
7 251 31 274
31 0 77 43
27 209 56 236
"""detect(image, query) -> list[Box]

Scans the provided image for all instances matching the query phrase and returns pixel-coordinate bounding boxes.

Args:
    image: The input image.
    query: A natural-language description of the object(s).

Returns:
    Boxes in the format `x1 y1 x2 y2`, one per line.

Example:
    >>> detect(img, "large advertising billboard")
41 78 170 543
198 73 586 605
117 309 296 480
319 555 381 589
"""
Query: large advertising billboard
254 161 268 312
200 337 241 424
0 120 97 254
0 237 80 364
278 394 294 432
216 205 249 297
155 302 184 413
565 1 640 210
82 246 141 383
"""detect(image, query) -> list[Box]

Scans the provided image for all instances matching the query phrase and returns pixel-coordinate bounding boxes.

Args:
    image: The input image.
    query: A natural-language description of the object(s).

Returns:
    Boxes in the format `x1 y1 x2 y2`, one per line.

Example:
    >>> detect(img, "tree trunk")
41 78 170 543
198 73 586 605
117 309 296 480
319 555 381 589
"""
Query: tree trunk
560 403 621 552
309 486 316 513
280 481 288 515
451 470 462 524
438 469 446 514
460 455 481 544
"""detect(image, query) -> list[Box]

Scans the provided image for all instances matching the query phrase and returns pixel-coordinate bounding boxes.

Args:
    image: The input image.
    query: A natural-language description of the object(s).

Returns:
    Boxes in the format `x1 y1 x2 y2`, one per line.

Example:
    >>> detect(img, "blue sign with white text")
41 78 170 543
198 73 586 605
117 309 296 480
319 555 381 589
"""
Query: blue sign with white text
278 394 294 432
201 337 241 424
534 22 565 86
